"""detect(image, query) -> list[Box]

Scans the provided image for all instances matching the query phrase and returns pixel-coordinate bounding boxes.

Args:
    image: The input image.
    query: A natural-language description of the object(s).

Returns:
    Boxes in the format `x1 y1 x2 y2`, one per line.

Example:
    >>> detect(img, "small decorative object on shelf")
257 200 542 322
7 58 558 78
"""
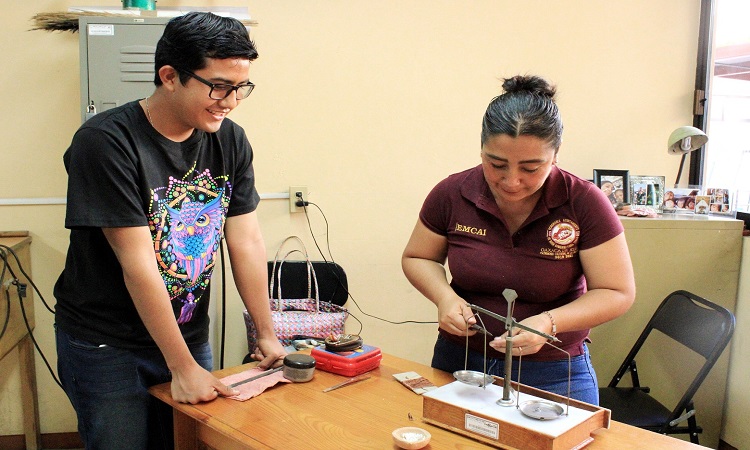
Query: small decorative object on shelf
123 0 156 10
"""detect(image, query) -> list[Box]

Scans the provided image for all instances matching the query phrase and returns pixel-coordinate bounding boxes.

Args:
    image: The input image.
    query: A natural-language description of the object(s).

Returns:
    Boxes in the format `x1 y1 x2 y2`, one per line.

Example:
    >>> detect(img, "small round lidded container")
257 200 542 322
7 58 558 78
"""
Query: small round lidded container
283 354 316 382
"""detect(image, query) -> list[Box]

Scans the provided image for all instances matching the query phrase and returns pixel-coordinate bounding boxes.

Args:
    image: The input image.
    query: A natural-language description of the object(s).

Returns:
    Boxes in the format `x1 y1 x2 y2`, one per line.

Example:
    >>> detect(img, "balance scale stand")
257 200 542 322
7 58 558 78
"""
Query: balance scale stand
422 378 610 450
438 293 609 449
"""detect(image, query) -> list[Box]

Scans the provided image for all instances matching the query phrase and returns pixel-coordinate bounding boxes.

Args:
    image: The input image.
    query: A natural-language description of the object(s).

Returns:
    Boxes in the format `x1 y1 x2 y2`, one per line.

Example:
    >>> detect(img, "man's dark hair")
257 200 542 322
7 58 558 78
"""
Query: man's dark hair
154 12 258 85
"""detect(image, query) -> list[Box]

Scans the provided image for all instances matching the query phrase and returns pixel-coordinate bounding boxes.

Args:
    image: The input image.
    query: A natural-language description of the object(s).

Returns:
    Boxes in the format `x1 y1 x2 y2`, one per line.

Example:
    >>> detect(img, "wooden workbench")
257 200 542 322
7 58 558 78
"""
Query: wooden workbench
150 352 709 449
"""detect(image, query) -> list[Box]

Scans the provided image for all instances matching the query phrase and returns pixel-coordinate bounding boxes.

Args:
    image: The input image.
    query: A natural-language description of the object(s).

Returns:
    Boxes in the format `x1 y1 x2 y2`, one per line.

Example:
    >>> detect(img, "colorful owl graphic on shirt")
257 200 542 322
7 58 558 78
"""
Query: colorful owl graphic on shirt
148 168 231 324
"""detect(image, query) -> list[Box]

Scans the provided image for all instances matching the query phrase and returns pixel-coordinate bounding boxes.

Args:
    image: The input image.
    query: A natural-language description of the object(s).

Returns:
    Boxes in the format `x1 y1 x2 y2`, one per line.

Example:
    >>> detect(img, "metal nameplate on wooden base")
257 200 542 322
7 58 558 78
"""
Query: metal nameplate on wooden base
422 379 610 450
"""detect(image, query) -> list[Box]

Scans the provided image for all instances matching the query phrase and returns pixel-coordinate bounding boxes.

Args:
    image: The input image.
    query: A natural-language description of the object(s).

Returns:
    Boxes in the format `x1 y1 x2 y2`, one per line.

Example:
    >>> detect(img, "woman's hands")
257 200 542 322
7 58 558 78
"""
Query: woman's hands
489 313 553 356
403 220 480 336
436 295 478 336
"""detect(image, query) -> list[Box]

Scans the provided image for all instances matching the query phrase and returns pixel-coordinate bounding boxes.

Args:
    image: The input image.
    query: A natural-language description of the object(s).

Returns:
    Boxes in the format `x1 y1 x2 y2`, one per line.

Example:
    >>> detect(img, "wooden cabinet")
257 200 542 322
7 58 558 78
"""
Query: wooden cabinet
720 237 750 448
0 235 40 449
589 216 743 448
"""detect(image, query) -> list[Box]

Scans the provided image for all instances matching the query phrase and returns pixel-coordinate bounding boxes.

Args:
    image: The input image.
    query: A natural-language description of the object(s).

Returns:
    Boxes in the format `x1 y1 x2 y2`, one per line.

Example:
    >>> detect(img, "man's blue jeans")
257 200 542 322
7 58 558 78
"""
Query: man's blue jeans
431 334 600 405
56 327 213 450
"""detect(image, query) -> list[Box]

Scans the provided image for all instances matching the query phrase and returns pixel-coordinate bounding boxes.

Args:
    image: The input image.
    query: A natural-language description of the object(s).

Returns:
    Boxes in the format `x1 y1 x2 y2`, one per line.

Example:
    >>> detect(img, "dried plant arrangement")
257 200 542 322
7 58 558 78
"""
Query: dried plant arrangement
30 11 256 33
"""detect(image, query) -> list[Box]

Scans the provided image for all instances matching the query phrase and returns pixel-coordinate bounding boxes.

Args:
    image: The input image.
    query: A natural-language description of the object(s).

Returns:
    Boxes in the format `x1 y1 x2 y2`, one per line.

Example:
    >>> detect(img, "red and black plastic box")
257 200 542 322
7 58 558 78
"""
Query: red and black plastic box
311 344 382 377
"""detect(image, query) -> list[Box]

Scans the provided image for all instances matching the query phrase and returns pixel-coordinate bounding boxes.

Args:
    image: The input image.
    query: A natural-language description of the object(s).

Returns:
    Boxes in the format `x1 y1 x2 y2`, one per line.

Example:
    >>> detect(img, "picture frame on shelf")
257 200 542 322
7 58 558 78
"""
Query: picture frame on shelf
630 175 666 213
705 187 733 215
694 195 710 214
593 169 630 207
664 187 701 213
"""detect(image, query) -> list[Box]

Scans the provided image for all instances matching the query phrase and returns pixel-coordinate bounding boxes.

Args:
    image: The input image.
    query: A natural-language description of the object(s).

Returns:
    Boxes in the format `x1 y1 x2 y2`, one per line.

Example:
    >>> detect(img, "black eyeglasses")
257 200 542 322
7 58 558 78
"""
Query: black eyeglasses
177 68 255 100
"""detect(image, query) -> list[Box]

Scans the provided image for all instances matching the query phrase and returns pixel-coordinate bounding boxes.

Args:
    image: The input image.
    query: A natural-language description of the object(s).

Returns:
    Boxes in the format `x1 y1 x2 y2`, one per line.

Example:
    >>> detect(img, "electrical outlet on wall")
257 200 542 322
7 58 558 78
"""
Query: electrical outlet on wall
289 186 308 213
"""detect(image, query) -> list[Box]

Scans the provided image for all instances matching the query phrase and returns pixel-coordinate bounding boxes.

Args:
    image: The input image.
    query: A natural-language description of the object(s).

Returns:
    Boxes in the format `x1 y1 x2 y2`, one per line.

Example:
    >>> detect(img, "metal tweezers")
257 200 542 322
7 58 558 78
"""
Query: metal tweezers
322 375 371 393
469 324 494 337
228 366 284 388
469 303 560 343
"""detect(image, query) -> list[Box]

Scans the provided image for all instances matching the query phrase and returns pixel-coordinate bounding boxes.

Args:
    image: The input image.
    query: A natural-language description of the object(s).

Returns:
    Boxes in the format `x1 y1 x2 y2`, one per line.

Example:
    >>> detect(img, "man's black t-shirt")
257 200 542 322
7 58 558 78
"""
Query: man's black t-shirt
54 100 259 348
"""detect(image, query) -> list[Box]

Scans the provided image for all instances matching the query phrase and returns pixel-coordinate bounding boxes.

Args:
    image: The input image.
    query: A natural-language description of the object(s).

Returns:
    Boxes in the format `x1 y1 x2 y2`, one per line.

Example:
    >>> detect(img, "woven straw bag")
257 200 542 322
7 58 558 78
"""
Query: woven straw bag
243 236 349 352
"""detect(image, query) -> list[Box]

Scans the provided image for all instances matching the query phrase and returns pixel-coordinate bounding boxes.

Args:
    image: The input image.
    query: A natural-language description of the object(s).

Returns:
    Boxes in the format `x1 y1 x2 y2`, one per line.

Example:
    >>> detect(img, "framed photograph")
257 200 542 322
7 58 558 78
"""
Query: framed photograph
593 169 630 207
705 187 733 215
694 195 711 215
630 175 666 213
664 187 700 213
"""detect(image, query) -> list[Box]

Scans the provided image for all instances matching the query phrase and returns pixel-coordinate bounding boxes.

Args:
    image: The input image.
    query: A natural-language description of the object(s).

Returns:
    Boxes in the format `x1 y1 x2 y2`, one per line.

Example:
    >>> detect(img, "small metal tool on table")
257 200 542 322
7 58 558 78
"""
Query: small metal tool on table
228 366 283 388
322 374 371 392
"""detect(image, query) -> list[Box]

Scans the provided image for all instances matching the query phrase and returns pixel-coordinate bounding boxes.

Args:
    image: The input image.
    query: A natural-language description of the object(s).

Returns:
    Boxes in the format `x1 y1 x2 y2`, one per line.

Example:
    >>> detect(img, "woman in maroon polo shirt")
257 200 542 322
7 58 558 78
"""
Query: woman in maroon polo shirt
401 75 635 404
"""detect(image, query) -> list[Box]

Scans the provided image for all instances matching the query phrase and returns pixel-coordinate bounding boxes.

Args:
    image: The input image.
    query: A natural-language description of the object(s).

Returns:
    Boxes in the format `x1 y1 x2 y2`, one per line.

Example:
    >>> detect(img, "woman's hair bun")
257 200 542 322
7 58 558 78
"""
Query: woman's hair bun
501 75 556 99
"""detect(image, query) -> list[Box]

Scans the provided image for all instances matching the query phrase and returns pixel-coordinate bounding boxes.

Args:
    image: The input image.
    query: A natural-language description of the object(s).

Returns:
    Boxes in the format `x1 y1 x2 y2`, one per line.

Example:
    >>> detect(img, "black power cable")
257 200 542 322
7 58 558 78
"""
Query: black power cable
0 245 62 388
0 284 10 341
219 240 227 369
0 245 55 314
299 199 437 328
0 251 10 341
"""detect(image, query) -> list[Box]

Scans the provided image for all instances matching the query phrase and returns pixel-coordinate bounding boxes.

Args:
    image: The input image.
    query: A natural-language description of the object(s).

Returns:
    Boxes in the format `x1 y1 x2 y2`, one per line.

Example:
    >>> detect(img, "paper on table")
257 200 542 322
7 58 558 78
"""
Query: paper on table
220 367 291 401
393 371 438 395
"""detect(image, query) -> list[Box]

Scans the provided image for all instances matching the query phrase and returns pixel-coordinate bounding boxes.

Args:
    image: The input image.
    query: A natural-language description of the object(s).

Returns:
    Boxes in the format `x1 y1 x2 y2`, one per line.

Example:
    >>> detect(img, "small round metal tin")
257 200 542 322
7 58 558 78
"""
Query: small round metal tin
518 400 565 420
283 354 316 382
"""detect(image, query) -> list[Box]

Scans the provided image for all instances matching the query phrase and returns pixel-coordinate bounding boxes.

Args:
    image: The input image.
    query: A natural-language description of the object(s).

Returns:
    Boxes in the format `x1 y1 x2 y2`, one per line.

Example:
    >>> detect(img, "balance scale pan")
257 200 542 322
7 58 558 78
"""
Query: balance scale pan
453 370 494 388
519 400 565 420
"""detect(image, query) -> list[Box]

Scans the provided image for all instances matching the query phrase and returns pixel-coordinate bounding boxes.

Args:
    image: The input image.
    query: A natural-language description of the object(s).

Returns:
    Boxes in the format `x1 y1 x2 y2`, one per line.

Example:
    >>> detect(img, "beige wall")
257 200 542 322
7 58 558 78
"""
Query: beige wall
0 0 701 436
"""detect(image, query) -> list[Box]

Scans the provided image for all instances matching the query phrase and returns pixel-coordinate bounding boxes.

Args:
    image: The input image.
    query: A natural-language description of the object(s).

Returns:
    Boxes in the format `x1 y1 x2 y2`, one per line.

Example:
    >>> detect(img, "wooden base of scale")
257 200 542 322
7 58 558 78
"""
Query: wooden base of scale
423 378 610 450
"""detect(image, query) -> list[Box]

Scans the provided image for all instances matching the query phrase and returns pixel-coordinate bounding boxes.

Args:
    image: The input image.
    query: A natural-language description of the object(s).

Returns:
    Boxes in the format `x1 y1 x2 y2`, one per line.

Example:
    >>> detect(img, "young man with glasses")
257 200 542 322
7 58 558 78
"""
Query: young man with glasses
54 12 286 449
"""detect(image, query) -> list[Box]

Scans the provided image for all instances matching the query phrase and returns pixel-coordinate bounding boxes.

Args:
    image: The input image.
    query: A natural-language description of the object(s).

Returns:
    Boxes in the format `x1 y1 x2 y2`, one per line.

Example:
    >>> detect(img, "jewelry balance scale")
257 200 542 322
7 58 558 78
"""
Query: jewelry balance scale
421 289 610 450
